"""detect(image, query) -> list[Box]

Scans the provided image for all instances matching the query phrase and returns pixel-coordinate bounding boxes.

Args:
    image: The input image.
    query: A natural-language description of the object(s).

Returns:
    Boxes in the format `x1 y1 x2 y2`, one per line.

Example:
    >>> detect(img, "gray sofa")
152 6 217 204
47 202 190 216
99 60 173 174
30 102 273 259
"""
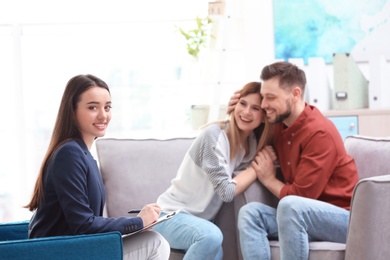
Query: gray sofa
95 135 390 260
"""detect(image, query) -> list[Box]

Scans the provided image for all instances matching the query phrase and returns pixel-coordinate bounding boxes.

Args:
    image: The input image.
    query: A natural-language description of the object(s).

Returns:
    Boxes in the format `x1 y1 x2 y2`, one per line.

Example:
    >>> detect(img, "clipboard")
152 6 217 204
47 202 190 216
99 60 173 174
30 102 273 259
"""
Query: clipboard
122 209 181 237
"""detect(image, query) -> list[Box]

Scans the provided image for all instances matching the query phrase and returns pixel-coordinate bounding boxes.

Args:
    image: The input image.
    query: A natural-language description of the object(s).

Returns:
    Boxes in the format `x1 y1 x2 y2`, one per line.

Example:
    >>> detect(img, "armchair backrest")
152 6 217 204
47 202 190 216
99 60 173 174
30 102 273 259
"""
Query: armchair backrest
344 135 390 180
0 221 29 241
344 135 390 260
95 137 195 218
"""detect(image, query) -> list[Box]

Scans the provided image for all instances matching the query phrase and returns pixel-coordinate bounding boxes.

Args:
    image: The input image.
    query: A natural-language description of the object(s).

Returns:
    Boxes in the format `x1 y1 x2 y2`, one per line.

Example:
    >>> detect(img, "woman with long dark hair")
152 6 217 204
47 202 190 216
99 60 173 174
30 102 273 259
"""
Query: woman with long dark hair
25 74 170 259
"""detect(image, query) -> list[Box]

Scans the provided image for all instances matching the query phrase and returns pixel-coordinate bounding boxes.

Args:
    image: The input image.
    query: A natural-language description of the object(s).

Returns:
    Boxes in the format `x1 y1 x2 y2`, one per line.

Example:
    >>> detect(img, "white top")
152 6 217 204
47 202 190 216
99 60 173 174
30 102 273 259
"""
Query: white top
157 124 258 220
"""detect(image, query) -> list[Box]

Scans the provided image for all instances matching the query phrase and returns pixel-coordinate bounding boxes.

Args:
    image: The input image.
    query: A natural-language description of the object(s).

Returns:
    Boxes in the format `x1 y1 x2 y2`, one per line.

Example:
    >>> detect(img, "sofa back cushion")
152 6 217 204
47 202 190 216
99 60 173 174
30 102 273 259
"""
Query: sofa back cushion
95 138 195 217
344 135 390 180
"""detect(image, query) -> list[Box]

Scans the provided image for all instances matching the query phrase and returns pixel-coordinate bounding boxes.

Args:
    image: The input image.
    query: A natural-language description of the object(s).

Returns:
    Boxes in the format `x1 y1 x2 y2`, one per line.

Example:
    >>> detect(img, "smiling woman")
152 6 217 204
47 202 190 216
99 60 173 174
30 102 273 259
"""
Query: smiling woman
23 74 171 259
153 81 272 259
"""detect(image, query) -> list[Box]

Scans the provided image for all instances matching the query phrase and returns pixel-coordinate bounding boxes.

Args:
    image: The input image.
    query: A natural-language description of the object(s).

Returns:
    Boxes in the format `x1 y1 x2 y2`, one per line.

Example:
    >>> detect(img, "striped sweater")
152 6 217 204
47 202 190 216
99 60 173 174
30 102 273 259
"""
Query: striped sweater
157 124 257 220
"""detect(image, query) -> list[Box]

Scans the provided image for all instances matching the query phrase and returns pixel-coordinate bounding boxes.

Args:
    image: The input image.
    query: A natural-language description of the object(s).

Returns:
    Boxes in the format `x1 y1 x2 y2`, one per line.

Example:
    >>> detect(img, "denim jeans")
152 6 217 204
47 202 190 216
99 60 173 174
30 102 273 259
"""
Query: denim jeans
237 195 350 260
153 211 223 260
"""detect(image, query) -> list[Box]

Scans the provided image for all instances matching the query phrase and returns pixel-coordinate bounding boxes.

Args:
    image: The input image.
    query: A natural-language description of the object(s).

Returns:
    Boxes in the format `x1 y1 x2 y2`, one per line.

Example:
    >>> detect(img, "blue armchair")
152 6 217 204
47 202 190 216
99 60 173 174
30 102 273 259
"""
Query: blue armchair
0 220 123 259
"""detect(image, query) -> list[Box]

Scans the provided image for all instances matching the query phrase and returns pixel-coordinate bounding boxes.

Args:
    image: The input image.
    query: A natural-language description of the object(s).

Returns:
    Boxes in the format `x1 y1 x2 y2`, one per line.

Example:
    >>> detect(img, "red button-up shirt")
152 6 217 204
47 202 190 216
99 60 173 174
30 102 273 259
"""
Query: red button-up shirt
273 104 358 210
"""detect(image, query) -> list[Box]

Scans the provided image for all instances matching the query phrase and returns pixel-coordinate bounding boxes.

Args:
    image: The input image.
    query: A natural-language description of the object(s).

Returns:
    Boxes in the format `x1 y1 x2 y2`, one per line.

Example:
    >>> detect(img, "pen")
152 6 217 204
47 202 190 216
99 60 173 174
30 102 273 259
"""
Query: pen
128 209 141 214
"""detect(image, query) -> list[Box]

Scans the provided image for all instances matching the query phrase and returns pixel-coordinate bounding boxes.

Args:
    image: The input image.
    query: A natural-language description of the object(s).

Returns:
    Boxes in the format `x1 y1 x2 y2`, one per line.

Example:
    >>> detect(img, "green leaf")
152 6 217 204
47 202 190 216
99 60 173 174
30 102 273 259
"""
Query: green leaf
175 16 213 60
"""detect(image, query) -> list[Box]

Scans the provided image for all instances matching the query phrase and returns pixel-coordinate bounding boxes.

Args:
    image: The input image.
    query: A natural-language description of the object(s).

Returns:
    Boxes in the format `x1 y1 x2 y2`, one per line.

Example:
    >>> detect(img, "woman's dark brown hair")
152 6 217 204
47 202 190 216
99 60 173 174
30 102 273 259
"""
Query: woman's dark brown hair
25 74 110 211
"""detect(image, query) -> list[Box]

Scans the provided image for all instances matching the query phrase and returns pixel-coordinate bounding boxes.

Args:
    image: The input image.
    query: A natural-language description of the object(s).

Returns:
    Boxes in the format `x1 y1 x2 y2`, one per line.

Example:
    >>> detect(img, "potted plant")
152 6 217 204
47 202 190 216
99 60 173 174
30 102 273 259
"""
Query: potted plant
175 16 214 90
176 16 216 129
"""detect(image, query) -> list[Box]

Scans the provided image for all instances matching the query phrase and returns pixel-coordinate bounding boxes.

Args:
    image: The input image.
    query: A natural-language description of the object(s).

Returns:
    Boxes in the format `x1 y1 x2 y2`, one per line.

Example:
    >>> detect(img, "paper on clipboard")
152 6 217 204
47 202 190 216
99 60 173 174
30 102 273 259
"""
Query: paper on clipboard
122 209 181 237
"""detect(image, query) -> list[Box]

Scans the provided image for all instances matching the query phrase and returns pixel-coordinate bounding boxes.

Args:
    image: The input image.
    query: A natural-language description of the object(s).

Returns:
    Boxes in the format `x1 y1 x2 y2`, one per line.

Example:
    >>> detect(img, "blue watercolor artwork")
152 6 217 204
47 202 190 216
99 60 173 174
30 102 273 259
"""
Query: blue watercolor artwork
274 0 390 64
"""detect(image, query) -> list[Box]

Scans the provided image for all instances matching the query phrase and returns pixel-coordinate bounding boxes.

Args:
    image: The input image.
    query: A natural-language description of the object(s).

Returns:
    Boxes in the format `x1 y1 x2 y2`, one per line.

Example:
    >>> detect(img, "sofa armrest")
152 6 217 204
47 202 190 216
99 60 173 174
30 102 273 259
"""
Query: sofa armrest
0 229 123 260
345 174 390 260
234 179 280 210
234 166 281 211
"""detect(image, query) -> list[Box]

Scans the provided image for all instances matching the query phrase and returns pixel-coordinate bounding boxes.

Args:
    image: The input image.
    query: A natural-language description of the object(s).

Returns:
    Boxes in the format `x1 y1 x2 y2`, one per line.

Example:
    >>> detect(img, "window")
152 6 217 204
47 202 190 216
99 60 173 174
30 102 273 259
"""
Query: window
0 0 211 221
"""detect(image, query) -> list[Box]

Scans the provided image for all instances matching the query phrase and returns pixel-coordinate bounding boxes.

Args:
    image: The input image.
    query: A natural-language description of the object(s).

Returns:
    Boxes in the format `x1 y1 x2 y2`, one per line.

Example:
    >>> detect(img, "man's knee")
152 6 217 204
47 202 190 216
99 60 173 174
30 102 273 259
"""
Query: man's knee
238 202 258 229
276 195 306 224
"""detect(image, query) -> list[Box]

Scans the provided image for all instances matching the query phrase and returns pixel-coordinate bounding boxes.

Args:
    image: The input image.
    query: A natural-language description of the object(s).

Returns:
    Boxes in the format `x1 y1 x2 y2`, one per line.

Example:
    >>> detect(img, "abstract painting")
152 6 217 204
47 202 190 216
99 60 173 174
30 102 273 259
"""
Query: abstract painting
273 0 390 64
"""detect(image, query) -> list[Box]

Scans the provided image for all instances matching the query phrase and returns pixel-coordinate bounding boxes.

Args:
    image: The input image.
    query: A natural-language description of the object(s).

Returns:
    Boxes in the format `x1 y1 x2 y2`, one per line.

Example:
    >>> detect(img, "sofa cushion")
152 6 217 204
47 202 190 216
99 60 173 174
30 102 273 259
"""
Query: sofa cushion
344 135 390 180
96 137 242 259
95 138 194 218
270 241 345 260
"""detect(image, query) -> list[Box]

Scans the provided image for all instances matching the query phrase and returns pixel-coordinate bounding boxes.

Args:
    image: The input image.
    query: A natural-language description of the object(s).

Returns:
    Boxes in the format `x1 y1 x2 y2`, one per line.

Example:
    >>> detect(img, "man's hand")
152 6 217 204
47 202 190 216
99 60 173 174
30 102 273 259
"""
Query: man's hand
252 147 276 185
138 203 161 227
252 147 284 198
227 90 240 114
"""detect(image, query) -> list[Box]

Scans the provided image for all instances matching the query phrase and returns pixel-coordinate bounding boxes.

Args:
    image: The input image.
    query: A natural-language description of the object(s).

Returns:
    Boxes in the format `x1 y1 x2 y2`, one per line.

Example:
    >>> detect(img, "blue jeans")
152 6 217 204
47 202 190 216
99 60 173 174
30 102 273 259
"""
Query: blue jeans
153 211 223 260
237 195 350 260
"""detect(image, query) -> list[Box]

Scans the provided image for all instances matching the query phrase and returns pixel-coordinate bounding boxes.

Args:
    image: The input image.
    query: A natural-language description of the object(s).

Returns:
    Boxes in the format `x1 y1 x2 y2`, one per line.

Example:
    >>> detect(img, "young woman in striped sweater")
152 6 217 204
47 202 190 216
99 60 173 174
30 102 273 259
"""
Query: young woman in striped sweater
153 81 275 260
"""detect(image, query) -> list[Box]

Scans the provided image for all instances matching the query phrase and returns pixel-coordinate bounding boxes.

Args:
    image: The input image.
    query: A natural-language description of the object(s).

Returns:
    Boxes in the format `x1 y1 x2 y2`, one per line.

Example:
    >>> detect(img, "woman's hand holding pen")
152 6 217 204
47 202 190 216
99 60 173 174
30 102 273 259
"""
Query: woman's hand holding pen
137 203 161 227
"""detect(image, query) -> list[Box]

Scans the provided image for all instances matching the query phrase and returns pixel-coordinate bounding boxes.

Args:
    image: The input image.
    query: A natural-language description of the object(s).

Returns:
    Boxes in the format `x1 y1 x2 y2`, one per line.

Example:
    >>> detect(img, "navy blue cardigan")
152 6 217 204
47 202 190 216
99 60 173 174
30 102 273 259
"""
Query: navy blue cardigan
29 140 142 238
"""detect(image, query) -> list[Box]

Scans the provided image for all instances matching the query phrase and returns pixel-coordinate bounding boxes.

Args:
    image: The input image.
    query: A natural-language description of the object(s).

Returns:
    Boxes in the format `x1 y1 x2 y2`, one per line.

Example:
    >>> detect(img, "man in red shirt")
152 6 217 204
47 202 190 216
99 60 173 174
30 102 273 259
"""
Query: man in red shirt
231 61 359 259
